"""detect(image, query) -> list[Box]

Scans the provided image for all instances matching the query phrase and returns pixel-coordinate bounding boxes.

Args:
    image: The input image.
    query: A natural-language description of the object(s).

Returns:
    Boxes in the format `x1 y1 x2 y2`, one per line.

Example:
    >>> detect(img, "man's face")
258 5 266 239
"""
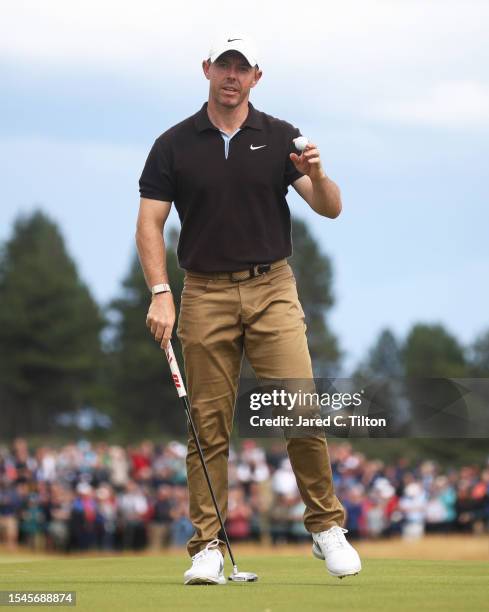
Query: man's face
203 51 262 108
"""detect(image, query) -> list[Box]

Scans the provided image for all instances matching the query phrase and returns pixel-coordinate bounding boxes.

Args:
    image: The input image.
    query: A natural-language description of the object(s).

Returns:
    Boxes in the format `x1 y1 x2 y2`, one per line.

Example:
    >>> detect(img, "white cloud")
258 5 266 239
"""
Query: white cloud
371 80 489 127
3 0 488 131
2 0 488 74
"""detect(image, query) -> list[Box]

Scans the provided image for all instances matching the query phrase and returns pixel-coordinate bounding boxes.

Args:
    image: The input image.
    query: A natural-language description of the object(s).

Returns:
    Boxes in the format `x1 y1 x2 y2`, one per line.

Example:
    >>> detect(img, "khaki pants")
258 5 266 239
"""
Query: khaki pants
177 261 345 557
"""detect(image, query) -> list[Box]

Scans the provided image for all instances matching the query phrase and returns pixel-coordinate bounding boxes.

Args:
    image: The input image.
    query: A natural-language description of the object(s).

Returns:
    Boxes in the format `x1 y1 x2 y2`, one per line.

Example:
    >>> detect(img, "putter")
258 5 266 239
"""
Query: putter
164 340 258 583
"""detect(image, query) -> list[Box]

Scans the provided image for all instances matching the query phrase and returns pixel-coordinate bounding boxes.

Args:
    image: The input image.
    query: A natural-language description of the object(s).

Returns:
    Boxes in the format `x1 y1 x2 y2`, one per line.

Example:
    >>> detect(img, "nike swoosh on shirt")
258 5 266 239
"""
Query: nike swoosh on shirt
227 38 242 42
250 144 267 150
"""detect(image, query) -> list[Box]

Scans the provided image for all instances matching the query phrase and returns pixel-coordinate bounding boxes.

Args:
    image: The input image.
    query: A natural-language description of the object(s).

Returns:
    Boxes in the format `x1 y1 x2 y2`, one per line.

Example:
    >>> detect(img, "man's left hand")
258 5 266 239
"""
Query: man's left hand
290 143 326 182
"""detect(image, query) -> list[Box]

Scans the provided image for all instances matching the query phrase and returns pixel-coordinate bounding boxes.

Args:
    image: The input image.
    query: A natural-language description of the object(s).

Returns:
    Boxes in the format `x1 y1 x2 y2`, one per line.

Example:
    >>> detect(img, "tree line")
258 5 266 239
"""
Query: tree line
0 210 488 453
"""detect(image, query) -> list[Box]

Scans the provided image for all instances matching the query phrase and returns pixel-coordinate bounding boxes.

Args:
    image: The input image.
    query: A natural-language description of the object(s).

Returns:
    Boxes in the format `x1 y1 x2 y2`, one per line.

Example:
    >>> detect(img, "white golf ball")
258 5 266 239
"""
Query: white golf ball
293 136 309 152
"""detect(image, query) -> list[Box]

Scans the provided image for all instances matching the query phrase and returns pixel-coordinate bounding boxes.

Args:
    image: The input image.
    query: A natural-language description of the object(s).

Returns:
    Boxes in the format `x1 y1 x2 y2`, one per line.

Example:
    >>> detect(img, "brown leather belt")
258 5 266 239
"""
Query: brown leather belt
186 259 288 282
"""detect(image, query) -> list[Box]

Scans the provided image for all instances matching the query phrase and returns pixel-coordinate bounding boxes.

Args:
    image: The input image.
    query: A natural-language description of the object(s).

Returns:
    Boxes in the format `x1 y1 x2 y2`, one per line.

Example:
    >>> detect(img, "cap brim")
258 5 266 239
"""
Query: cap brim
210 46 257 67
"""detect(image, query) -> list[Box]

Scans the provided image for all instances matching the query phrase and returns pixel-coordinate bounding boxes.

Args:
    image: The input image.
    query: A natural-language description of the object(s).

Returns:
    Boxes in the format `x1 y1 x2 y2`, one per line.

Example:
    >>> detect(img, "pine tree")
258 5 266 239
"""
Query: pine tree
353 329 407 435
469 329 489 376
289 217 340 375
403 323 467 377
108 232 186 437
0 210 104 437
364 329 403 378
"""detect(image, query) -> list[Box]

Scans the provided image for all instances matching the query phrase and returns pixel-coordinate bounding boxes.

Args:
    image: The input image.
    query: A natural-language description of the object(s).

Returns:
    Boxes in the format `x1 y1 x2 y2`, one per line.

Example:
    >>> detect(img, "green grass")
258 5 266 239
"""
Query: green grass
0 554 488 612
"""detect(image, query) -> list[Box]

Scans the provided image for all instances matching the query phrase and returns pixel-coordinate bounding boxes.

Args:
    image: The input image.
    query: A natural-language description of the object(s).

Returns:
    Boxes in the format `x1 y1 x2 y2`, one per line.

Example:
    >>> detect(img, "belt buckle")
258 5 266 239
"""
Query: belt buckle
230 264 271 282
249 263 272 278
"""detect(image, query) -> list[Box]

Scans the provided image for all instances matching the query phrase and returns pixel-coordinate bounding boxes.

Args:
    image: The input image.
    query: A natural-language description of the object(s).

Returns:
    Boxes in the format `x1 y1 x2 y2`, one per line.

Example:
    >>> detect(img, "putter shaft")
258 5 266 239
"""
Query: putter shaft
165 341 237 568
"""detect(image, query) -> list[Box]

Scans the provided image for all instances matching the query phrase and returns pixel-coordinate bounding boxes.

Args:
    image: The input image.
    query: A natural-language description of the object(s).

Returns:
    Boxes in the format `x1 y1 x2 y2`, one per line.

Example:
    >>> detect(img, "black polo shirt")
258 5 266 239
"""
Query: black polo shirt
139 102 304 272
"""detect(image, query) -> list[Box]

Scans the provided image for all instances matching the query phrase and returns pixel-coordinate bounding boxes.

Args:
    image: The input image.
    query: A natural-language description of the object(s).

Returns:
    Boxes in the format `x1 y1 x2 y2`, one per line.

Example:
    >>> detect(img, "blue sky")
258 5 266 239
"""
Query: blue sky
1 0 488 371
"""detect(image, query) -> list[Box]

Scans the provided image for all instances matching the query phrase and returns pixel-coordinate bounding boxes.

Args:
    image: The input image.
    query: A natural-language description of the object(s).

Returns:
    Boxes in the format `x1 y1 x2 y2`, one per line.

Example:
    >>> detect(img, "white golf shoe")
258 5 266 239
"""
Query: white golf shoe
312 526 362 578
184 539 226 585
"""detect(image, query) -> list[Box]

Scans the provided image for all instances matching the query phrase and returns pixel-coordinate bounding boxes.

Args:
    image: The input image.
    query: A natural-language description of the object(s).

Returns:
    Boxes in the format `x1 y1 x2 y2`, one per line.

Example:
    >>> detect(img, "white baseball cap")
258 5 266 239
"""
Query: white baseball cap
208 34 259 67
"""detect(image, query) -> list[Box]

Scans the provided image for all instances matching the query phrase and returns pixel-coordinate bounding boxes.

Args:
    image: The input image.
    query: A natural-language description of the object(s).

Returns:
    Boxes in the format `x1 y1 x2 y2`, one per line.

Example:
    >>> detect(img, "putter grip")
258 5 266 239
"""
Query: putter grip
164 341 187 398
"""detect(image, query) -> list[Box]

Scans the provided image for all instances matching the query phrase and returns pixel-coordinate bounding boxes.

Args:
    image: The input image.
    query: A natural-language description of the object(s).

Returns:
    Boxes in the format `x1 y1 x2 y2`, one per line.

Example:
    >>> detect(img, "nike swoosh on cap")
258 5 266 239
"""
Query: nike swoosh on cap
227 38 242 42
250 144 267 150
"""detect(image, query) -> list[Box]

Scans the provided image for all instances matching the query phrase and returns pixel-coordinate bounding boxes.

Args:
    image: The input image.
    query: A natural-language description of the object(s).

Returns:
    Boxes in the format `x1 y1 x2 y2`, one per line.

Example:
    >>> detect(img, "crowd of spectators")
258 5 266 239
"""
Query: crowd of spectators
1 438 488 552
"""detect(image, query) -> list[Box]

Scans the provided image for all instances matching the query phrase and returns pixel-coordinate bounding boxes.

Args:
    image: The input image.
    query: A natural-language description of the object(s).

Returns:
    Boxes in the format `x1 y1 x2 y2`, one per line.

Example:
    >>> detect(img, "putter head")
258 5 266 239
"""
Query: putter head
228 571 258 582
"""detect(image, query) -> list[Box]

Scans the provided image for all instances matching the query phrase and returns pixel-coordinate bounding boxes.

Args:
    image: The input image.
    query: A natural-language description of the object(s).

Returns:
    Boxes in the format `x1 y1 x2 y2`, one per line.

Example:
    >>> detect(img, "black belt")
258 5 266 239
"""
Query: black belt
186 259 288 282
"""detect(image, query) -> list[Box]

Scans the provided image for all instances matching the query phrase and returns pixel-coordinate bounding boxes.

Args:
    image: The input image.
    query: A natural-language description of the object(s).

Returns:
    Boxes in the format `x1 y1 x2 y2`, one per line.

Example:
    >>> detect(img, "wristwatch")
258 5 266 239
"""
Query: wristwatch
151 283 172 296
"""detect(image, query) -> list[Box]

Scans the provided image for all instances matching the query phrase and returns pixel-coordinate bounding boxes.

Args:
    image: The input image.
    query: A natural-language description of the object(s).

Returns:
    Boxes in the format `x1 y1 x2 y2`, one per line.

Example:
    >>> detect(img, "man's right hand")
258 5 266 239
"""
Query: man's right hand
146 292 176 349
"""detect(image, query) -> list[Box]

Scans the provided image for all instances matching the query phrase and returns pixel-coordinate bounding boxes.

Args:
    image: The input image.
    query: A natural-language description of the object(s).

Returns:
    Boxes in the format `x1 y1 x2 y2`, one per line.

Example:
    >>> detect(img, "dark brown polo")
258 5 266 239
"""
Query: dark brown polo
139 102 304 272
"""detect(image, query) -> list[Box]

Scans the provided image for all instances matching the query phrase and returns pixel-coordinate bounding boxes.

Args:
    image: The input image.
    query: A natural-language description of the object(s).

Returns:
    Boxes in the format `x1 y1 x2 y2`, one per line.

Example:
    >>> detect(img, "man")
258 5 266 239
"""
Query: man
137 34 361 585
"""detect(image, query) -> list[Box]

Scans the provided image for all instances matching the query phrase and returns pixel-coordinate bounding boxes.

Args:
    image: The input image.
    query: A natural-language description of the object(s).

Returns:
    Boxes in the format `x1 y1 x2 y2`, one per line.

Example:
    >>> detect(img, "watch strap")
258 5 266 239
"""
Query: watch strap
151 283 171 295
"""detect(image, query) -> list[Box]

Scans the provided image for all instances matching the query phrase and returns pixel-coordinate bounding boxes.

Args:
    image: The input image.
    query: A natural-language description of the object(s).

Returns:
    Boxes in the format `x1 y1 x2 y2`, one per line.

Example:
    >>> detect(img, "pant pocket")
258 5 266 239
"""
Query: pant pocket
181 277 212 301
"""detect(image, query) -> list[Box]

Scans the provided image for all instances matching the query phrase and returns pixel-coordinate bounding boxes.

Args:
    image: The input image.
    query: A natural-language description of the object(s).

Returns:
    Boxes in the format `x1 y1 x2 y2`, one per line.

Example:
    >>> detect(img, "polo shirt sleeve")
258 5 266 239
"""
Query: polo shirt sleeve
139 137 176 202
284 126 305 186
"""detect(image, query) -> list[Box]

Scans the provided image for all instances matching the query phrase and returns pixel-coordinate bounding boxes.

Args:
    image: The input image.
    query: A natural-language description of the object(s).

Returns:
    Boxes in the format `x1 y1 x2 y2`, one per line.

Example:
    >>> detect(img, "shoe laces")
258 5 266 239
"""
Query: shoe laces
317 526 349 551
191 539 221 565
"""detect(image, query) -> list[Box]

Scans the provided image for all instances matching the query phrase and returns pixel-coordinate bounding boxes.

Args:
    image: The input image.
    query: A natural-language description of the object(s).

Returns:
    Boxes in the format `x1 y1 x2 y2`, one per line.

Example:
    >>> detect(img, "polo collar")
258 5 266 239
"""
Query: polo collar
194 102 263 132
